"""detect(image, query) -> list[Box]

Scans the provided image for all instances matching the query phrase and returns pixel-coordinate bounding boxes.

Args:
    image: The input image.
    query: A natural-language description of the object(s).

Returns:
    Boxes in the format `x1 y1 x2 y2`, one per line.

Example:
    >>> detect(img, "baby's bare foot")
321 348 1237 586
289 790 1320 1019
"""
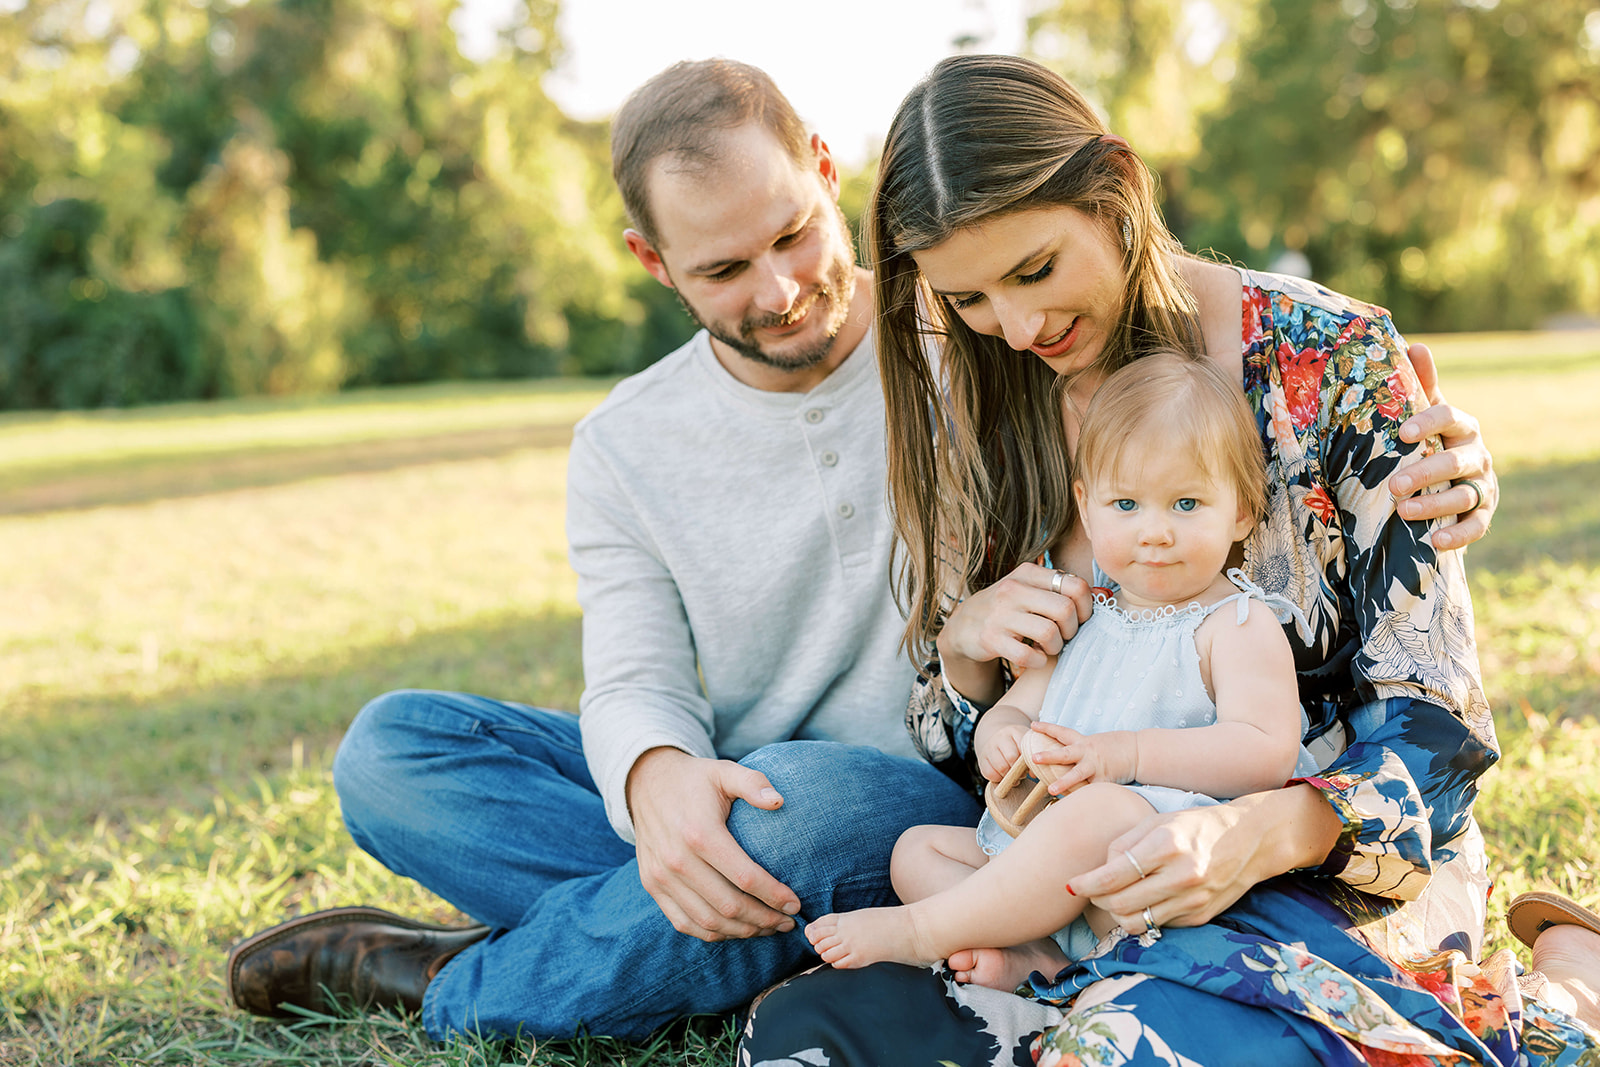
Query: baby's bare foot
805 907 932 969
947 939 1070 992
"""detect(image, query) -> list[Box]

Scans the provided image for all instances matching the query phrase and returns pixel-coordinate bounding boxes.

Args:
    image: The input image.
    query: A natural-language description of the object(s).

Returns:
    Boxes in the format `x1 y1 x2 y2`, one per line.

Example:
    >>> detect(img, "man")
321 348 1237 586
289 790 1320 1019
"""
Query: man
225 58 981 1042
225 57 1498 1042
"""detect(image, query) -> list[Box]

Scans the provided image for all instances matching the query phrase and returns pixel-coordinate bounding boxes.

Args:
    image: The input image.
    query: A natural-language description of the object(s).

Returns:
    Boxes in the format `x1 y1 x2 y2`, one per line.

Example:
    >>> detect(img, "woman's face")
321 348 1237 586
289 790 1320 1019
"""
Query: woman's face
911 205 1126 377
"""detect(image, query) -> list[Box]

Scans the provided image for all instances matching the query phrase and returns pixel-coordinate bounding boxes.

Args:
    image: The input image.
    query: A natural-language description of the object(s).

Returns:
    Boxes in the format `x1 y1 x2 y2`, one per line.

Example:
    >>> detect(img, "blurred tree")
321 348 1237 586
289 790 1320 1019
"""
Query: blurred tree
0 0 691 409
1183 0 1600 330
179 117 363 394
1024 0 1264 243
0 0 211 406
1026 0 1600 330
0 198 204 407
1026 0 1261 168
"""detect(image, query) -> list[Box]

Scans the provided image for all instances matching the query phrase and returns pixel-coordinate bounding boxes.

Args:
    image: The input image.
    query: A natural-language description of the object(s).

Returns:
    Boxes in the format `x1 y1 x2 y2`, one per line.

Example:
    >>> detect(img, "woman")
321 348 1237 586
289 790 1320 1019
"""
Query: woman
739 55 1600 1066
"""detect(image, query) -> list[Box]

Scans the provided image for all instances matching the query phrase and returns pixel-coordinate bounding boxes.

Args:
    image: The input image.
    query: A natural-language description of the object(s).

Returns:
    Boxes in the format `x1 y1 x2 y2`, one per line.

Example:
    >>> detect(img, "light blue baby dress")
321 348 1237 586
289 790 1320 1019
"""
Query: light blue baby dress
975 567 1320 859
972 567 1320 960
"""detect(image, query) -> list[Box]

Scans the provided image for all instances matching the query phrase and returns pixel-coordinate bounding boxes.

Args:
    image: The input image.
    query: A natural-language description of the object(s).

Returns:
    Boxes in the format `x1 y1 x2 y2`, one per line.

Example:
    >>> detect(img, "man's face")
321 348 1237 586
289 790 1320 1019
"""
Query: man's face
631 125 858 375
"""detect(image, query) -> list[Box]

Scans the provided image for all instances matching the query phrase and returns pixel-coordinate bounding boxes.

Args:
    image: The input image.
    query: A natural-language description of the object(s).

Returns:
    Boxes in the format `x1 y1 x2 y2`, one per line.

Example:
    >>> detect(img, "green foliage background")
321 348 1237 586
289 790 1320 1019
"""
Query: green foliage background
3 0 1599 410
0 0 697 409
1031 0 1600 331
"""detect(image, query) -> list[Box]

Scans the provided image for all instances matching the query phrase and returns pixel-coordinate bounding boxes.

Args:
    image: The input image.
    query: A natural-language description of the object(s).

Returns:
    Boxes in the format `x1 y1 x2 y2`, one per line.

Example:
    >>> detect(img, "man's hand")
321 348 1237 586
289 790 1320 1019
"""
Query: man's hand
1390 341 1498 549
626 747 801 941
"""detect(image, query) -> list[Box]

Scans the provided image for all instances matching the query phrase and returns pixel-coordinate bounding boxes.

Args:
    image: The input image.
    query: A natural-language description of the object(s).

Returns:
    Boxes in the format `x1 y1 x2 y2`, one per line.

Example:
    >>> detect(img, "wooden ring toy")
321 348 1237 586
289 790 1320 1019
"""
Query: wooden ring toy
983 732 1066 838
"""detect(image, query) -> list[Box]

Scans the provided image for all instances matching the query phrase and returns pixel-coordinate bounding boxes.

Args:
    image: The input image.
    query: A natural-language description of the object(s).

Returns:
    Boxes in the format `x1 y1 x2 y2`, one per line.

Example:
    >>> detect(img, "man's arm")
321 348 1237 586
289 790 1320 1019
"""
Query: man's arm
567 428 800 940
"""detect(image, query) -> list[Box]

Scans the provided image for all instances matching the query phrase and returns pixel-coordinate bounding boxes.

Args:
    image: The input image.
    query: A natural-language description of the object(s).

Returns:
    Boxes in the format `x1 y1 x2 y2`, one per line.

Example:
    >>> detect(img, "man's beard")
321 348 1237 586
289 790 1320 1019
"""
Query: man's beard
676 213 858 373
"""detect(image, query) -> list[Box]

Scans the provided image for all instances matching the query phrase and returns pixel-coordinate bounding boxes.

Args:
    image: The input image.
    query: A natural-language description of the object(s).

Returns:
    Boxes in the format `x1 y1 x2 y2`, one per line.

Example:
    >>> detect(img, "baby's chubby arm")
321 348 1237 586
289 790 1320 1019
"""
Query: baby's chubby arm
1137 601 1302 796
1033 602 1302 798
972 659 1056 782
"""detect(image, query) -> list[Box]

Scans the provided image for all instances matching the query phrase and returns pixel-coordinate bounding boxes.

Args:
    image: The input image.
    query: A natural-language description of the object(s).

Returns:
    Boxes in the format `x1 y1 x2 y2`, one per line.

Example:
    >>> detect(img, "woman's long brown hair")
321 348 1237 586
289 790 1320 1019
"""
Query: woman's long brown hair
869 54 1205 665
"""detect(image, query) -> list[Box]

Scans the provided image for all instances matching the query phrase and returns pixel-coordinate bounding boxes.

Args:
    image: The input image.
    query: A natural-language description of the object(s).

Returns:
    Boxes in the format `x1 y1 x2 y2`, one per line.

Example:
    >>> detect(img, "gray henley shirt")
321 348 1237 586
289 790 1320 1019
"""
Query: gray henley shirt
567 327 920 842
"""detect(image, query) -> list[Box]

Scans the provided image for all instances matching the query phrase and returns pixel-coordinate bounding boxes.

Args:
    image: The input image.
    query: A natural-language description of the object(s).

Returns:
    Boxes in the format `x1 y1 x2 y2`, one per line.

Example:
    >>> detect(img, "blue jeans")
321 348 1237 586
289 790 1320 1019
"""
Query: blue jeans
332 689 980 1042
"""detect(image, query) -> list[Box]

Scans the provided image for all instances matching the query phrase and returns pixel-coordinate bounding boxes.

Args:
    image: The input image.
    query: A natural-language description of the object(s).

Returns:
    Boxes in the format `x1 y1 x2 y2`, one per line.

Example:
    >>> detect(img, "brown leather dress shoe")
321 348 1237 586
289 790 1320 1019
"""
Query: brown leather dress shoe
227 905 490 1018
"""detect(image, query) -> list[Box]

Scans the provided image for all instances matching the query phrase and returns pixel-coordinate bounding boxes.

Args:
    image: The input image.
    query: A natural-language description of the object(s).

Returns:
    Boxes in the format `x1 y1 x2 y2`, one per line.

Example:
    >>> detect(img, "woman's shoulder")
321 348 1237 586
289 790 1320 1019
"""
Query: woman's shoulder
1239 267 1422 455
1238 266 1410 393
1236 265 1394 331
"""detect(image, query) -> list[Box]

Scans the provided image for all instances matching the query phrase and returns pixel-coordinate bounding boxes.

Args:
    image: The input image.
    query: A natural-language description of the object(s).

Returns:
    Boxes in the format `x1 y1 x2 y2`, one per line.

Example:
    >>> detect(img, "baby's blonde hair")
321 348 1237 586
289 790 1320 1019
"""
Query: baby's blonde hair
1076 351 1268 524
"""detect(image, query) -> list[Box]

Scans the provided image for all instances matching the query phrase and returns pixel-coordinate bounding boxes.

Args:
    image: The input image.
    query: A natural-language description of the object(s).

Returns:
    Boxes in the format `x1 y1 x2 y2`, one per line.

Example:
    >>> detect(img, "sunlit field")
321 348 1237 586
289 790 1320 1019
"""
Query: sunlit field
4 333 1599 1065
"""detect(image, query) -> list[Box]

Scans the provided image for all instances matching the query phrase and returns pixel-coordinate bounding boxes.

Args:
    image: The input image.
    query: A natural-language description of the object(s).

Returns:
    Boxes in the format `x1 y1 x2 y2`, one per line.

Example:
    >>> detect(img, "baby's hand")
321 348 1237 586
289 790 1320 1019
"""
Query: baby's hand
1030 723 1138 793
978 724 1029 783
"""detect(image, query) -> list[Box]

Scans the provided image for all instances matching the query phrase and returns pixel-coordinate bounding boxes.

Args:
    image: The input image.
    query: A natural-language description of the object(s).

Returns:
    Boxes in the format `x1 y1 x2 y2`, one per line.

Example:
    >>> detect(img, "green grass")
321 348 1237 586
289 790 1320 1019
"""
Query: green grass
4 336 1600 1064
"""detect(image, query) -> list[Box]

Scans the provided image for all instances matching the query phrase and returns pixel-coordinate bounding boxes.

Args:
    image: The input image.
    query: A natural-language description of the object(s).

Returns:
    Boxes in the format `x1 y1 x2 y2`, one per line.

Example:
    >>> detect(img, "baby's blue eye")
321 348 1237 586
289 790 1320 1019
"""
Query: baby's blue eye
1113 499 1136 512
1176 498 1198 512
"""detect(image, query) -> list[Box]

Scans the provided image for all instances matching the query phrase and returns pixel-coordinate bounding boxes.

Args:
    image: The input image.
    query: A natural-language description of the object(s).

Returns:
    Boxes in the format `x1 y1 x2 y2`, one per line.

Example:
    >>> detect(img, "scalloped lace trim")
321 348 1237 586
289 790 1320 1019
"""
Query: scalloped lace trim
1092 591 1207 624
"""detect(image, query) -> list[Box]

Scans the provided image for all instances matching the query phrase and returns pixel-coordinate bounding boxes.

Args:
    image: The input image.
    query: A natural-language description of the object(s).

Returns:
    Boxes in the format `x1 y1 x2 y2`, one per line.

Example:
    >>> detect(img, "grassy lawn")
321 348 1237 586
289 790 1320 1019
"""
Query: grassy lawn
4 335 1600 1065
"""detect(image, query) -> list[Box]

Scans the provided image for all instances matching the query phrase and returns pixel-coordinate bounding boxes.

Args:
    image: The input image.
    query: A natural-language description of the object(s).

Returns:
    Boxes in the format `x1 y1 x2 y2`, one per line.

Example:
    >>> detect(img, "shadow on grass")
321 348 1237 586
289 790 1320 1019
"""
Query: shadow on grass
0 608 583 839
1468 454 1600 574
0 423 577 516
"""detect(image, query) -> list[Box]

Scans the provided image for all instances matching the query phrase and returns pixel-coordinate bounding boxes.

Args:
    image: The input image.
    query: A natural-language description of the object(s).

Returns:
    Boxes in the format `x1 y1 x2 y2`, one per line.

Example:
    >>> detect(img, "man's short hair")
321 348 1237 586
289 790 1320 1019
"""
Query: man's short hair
611 58 811 249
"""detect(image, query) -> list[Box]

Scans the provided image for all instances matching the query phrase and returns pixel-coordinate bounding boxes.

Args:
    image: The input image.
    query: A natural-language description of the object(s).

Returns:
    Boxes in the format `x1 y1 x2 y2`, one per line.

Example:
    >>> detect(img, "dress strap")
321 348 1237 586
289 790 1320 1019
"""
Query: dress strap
1204 568 1314 643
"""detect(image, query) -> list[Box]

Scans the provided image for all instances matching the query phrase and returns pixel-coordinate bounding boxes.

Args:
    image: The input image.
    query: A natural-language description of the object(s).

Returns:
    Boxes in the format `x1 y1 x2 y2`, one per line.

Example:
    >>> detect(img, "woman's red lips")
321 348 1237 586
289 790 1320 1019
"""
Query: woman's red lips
1031 318 1079 358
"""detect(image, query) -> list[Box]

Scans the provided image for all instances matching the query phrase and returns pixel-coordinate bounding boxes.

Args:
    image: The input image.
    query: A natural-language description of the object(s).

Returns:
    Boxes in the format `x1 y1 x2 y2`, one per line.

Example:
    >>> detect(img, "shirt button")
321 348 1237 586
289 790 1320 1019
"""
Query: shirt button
805 408 825 424
837 502 855 518
820 450 839 467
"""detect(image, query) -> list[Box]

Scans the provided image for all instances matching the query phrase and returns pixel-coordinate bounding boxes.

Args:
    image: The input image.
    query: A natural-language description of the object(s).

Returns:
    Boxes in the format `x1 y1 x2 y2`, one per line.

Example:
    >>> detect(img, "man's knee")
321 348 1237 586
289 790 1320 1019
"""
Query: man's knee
725 741 973 898
332 688 460 833
726 743 860 881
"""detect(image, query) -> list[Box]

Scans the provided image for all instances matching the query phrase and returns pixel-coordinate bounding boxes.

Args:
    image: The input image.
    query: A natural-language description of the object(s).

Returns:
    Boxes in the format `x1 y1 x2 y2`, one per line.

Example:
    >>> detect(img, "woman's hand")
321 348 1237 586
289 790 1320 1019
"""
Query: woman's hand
1389 342 1498 550
1068 784 1344 934
937 563 1093 705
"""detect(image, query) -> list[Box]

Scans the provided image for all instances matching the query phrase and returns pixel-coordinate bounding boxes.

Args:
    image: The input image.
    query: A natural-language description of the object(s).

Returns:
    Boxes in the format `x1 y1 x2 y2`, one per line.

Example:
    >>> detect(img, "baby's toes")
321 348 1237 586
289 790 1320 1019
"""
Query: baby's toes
811 937 850 963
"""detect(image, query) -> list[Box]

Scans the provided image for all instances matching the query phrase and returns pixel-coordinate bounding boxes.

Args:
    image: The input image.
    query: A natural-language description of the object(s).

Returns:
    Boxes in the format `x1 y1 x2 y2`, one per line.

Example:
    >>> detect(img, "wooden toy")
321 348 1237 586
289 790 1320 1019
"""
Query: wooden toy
984 732 1067 838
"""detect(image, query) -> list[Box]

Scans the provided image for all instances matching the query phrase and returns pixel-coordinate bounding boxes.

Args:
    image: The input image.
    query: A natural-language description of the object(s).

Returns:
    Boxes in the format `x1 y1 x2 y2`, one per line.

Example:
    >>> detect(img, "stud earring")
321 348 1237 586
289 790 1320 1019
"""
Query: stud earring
1121 216 1133 252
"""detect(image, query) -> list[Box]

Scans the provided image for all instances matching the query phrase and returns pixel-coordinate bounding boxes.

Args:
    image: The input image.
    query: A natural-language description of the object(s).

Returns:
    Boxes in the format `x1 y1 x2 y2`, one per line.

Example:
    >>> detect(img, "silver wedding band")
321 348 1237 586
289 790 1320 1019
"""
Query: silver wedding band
1461 478 1485 514
1051 570 1067 595
1123 849 1146 879
1143 906 1159 934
